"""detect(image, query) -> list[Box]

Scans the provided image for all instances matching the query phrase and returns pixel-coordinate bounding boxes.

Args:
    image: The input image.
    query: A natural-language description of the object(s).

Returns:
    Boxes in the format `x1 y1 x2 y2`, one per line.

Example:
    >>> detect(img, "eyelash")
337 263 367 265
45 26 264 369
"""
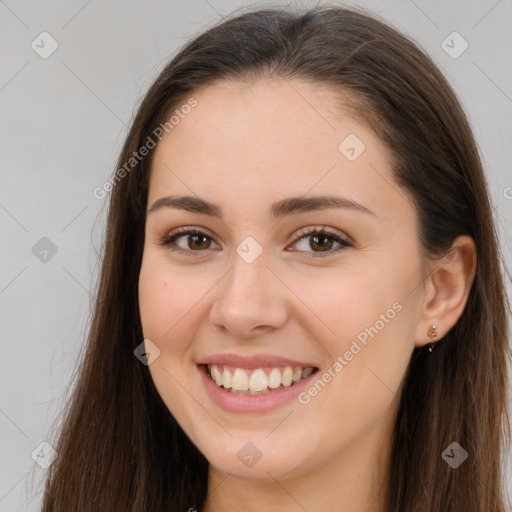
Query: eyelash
159 226 352 258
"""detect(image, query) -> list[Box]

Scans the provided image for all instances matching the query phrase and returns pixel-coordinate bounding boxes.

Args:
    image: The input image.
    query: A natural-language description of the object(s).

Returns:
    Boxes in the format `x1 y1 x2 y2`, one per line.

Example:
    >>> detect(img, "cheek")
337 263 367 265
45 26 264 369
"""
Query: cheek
290 263 402 354
138 257 207 434
138 256 201 349
139 265 173 343
294 260 415 405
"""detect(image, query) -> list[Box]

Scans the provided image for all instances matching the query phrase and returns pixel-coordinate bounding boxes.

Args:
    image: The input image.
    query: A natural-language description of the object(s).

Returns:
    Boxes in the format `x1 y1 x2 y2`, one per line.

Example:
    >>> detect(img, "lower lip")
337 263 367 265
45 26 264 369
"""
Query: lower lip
198 364 318 414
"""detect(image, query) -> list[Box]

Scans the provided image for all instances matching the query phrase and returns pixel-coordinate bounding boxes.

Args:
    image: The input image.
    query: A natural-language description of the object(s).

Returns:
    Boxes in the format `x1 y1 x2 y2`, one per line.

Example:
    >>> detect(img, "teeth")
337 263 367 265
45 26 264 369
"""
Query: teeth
268 368 282 389
222 367 232 388
231 368 249 391
302 367 314 378
281 367 293 387
249 369 268 392
207 364 316 393
212 365 223 386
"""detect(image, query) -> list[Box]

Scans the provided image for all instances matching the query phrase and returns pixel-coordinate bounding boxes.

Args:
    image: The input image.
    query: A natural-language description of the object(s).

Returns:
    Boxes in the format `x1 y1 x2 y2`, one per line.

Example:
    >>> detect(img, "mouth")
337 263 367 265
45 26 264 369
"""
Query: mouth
201 363 319 395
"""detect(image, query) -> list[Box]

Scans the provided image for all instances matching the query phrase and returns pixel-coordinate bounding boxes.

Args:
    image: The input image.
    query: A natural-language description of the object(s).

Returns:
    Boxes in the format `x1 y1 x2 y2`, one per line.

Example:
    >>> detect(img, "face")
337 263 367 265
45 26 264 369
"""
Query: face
138 78 426 481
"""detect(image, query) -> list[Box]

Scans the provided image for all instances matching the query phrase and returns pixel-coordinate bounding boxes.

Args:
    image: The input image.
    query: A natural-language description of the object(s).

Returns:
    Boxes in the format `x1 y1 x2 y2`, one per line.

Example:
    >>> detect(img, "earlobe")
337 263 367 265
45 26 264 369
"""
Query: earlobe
415 235 477 348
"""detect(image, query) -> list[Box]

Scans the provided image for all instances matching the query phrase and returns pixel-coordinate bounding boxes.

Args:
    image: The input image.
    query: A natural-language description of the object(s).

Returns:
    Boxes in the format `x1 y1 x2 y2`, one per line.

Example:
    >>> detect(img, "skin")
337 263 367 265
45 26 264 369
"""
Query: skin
138 78 476 512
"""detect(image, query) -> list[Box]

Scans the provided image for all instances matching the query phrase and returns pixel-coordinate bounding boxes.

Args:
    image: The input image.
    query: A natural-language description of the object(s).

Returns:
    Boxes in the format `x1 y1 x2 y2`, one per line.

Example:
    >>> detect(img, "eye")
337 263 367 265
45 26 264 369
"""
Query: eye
287 226 352 258
159 225 352 258
160 227 220 256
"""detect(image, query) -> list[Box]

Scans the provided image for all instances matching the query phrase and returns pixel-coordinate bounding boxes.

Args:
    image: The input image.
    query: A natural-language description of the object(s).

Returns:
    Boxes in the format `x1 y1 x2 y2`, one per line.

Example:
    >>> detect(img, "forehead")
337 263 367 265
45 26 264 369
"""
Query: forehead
148 78 412 225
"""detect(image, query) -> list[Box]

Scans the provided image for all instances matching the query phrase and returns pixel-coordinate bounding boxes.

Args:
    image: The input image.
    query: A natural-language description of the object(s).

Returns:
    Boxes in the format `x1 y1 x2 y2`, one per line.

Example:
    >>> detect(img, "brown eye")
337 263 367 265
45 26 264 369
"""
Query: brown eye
161 228 219 255
289 227 352 258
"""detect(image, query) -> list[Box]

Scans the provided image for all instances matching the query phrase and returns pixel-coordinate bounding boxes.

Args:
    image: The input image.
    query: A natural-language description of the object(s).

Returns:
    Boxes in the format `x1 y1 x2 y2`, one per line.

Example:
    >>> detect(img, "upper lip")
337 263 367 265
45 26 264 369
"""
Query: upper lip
197 353 318 369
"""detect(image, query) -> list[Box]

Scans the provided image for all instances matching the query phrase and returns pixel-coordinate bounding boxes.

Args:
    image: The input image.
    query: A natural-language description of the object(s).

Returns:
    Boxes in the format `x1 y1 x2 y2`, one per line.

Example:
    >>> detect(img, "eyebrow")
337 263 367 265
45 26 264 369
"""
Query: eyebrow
146 194 376 219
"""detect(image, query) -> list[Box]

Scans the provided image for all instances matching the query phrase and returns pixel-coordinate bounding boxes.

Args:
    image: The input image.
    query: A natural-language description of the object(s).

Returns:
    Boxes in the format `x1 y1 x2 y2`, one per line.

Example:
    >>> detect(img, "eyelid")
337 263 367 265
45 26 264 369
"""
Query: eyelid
159 225 352 257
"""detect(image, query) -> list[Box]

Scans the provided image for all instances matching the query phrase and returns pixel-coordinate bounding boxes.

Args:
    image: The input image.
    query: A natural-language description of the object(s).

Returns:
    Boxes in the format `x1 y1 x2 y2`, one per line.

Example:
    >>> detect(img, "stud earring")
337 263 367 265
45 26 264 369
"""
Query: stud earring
427 323 438 352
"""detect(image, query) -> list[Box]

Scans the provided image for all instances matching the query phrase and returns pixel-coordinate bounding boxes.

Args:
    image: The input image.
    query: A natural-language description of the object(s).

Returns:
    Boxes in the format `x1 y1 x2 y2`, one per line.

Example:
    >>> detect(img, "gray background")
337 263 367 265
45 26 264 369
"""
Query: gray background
1 0 511 510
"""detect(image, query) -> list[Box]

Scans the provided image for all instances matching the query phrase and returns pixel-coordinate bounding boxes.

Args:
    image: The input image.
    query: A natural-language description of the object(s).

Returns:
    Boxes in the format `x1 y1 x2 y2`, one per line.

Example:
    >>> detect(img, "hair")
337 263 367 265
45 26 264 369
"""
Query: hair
39 4 511 511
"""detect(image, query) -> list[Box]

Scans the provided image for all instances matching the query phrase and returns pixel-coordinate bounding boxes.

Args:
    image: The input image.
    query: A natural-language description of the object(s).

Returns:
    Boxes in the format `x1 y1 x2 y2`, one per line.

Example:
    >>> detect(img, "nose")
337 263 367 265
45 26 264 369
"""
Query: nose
208 249 289 340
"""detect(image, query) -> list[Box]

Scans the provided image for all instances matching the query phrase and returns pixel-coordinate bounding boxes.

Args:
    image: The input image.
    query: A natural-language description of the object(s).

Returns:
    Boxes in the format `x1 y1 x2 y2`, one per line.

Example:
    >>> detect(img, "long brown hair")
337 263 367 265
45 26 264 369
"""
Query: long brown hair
40 5 511 511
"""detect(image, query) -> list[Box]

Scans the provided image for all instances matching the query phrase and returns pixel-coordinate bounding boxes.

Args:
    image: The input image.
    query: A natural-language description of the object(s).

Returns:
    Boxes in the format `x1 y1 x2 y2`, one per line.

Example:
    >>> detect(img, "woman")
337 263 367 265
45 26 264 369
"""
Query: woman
41 4 511 511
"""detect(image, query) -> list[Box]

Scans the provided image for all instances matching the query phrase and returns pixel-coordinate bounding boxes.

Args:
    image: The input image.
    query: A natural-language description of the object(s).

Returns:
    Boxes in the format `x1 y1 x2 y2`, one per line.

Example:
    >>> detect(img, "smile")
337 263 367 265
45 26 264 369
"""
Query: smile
198 361 321 413
207 364 316 394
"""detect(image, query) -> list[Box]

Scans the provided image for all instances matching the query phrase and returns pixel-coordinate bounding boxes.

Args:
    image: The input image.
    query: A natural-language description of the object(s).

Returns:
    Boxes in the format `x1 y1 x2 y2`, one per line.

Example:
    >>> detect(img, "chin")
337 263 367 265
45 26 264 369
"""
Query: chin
194 430 316 482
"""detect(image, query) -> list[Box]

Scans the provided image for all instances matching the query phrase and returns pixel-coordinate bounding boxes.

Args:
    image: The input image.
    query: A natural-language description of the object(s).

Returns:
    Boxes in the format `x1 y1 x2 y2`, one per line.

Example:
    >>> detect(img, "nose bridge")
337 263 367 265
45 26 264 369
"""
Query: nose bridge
226 247 268 299
209 242 288 337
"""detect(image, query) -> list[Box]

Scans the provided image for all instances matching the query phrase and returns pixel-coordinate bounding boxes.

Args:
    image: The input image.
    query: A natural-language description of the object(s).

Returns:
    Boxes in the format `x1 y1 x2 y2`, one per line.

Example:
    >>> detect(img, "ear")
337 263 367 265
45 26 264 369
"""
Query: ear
415 235 477 348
